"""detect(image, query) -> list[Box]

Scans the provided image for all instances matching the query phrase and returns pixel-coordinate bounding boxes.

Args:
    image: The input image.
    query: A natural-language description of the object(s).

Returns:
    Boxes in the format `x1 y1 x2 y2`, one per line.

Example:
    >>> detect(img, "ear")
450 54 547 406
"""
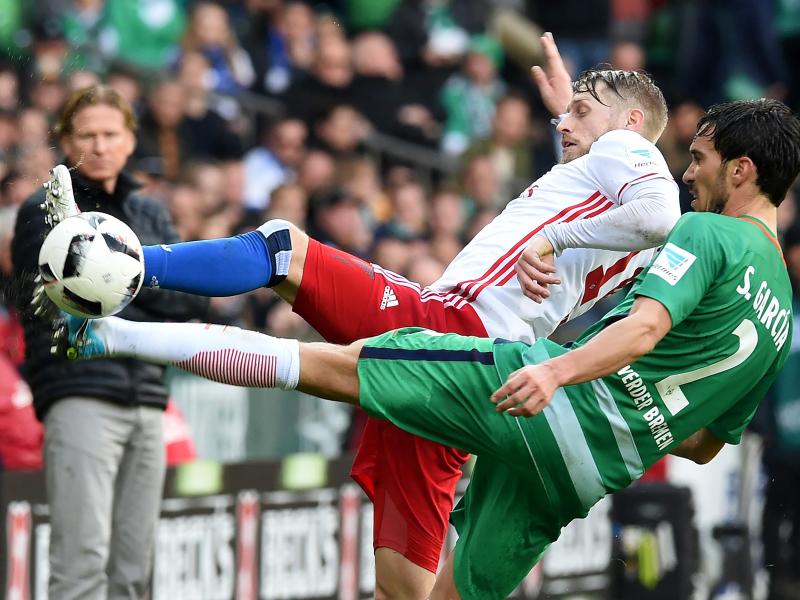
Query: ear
625 108 646 133
729 156 757 188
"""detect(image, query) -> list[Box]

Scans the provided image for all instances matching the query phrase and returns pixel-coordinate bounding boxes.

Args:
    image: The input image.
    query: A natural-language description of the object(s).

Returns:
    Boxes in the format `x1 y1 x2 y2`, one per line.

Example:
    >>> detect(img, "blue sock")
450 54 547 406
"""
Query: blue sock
142 222 292 296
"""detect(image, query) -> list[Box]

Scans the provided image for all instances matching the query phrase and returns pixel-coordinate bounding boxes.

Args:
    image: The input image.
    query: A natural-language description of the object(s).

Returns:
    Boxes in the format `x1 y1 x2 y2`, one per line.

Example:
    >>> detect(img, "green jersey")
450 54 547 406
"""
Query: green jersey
496 212 793 518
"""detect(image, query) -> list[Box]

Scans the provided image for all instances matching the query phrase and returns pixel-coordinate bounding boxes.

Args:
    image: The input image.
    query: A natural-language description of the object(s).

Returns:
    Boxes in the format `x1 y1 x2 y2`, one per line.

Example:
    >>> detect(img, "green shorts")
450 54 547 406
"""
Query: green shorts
358 327 561 599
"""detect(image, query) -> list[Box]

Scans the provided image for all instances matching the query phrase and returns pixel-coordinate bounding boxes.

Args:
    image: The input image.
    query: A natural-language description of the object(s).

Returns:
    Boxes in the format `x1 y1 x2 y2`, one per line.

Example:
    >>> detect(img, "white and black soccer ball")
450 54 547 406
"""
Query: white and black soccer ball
38 212 144 318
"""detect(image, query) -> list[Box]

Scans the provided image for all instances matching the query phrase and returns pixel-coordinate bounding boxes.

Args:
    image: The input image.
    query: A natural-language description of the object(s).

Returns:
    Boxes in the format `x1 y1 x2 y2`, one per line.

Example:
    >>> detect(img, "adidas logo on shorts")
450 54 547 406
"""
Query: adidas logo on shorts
380 286 399 310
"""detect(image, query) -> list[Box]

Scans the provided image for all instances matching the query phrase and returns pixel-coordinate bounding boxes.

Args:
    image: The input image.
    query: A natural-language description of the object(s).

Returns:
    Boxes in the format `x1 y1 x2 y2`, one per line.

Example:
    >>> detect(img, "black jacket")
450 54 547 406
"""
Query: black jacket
11 170 209 420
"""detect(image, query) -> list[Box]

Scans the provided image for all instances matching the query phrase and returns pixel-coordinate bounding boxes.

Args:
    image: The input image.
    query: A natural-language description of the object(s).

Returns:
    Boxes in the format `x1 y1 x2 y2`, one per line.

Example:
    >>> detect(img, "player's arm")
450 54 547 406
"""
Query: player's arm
516 178 680 303
491 295 671 415
669 428 725 464
516 182 680 301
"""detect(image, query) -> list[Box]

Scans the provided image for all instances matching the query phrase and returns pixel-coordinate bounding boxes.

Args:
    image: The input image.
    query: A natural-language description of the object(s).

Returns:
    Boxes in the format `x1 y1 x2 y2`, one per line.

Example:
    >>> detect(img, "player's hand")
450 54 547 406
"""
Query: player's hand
490 363 559 417
516 237 560 303
530 32 573 118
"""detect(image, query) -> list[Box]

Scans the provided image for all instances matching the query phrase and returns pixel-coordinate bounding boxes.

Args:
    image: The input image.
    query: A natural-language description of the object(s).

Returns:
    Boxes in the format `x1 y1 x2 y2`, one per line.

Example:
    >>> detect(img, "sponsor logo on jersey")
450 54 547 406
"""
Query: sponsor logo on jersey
627 147 658 169
380 286 398 310
648 243 696 286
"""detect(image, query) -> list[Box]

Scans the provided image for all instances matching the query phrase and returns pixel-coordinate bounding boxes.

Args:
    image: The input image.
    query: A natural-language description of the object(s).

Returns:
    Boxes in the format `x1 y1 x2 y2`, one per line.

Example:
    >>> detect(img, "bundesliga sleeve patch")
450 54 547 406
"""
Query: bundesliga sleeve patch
648 242 697 285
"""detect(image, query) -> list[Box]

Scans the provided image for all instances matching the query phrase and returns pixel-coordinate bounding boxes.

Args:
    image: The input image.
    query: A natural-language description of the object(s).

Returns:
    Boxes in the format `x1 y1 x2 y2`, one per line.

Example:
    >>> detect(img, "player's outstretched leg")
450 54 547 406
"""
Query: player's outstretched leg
52 314 361 402
139 219 309 302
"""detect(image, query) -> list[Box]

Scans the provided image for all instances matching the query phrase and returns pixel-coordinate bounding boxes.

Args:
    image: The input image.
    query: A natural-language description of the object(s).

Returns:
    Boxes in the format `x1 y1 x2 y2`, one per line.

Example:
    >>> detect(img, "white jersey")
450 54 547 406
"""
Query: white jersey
428 129 677 343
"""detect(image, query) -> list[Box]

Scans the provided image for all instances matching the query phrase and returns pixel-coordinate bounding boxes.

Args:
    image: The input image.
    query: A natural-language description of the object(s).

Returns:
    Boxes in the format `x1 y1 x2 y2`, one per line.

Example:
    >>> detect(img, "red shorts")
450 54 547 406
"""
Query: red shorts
293 240 488 572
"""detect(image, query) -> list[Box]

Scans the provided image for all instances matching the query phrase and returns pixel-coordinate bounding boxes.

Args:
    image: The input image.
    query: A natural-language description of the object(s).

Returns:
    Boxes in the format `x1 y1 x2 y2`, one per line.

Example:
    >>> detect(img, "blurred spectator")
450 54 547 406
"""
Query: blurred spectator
350 31 440 146
29 77 67 117
406 254 446 287
283 32 358 125
312 104 370 158
181 1 255 94
460 152 503 214
776 0 800 110
461 92 541 200
11 84 208 600
28 15 70 82
755 220 800 600
430 186 467 240
63 0 185 71
375 178 430 241
0 63 19 111
526 0 610 75
136 76 242 180
676 0 787 106
345 0 400 32
106 63 144 115
243 116 307 211
0 170 37 208
440 34 506 155
243 0 302 96
263 182 309 227
308 187 372 256
17 107 50 150
371 234 411 274
657 100 704 213
337 155 391 223
609 39 646 71
386 0 491 116
167 181 206 240
296 147 337 194
66 69 100 94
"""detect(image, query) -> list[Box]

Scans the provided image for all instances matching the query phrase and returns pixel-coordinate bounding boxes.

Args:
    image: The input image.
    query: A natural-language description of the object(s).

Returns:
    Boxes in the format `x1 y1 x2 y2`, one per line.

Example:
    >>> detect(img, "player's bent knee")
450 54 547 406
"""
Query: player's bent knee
258 219 309 302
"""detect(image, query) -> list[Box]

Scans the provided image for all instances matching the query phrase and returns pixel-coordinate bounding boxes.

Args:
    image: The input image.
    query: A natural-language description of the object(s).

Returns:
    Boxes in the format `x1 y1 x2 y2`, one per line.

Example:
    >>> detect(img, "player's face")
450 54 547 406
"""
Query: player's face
61 104 136 186
683 134 730 213
556 86 628 163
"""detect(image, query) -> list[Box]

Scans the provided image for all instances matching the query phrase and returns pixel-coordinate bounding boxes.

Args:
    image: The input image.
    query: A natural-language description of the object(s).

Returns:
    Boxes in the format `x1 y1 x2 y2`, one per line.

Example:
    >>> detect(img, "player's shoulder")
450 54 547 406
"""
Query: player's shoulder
591 129 658 154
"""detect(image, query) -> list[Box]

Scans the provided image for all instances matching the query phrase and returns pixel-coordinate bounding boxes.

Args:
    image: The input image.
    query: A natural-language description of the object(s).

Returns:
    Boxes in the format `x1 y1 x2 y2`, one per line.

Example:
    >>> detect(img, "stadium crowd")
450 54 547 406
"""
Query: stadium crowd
1 0 800 598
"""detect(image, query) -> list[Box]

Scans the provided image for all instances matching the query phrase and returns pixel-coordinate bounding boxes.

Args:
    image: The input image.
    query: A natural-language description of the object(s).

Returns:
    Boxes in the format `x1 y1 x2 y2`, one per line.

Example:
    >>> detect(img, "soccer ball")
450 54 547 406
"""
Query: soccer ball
38 212 144 318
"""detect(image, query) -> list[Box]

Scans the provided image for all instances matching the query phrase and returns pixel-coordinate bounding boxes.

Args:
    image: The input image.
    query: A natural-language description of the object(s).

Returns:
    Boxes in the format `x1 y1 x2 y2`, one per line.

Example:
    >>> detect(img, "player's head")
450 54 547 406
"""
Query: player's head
683 99 800 213
55 84 138 183
556 69 668 163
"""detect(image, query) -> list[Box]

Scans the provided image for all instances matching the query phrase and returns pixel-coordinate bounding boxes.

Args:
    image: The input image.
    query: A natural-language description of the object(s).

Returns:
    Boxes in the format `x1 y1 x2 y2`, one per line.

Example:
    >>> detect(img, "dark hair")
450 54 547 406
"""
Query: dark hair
572 69 668 142
55 84 137 138
697 99 800 207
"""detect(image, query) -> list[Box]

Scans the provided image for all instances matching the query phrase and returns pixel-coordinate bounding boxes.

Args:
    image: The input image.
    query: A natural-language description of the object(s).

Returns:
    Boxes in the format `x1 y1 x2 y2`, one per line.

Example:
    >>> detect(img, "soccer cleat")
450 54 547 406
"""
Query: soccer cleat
51 313 109 360
40 164 79 228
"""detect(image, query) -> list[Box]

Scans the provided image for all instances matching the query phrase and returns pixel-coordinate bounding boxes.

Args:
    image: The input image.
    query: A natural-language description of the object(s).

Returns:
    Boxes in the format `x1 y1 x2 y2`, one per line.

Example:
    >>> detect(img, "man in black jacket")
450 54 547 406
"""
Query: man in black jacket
11 85 208 600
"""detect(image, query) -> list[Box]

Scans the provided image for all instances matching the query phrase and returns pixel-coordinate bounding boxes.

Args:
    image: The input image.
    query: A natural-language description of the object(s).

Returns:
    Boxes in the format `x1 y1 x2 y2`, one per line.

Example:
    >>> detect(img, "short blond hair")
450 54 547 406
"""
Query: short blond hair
573 69 668 142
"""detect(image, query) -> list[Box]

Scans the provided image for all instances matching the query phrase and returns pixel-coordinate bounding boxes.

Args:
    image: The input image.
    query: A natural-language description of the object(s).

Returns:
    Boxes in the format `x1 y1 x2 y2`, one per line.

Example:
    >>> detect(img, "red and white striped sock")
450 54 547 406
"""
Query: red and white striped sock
95 317 300 389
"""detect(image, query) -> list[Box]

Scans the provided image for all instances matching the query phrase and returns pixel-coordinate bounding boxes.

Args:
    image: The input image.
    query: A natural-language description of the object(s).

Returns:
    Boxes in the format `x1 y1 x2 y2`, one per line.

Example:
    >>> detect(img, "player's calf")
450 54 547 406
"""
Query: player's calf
139 219 303 297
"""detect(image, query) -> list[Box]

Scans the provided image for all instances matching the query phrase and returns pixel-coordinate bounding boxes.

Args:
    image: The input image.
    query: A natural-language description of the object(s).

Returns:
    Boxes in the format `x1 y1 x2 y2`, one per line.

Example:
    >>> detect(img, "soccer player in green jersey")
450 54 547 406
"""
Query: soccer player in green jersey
56 98 800 599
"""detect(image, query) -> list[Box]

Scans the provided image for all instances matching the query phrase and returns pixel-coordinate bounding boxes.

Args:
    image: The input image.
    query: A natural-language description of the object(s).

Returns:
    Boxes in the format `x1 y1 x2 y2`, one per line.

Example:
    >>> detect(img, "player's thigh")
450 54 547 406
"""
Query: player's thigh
358 328 527 461
450 457 559 600
291 239 485 344
371 421 467 571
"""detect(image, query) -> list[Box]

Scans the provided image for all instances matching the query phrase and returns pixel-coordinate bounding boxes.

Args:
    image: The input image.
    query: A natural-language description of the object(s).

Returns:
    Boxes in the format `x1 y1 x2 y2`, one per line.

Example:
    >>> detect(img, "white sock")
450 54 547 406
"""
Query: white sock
96 317 300 389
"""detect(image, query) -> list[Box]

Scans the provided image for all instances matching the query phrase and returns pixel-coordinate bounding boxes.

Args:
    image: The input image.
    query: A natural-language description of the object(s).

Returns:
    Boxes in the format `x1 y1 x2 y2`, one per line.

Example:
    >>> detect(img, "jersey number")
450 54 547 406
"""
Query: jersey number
655 319 758 416
581 254 641 305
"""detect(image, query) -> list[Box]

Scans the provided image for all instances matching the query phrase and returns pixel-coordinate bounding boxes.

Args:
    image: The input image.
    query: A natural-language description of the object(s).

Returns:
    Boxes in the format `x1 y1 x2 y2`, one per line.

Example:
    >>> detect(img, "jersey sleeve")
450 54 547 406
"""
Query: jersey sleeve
633 214 725 327
584 129 674 204
706 372 777 444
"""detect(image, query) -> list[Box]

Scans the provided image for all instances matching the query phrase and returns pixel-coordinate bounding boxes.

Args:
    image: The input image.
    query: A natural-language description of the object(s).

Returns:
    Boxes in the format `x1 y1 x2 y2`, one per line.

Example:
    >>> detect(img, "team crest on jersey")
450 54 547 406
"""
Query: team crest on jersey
648 242 696 285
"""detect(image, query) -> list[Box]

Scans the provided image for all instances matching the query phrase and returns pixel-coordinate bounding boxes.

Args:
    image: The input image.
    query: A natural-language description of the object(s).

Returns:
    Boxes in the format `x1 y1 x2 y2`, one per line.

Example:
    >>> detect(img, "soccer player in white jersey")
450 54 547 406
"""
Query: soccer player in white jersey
40 37 680 600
